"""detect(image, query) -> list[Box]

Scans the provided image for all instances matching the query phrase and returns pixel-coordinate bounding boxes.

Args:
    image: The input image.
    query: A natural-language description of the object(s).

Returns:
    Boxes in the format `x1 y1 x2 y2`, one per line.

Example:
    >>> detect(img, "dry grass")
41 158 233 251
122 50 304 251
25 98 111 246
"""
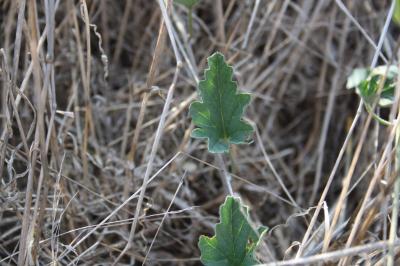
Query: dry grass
1 0 400 265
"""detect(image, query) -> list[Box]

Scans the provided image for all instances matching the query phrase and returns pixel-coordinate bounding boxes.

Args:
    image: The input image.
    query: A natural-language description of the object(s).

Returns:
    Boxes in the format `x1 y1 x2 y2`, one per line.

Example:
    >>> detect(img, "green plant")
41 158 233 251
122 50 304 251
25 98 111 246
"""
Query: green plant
199 196 267 266
347 65 399 266
189 52 254 153
347 65 397 126
347 65 396 107
189 52 266 265
174 0 199 38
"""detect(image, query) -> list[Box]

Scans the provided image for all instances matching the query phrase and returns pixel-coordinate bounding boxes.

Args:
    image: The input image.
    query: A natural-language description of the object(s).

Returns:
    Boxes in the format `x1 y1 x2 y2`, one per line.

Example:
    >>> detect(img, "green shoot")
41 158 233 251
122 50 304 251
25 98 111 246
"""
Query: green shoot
346 65 397 126
174 0 199 38
348 64 400 266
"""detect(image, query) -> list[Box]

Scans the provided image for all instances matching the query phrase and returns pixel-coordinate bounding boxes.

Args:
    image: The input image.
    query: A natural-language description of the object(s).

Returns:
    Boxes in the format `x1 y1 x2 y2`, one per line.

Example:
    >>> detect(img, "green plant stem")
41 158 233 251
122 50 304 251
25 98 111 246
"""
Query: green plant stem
217 154 233 196
228 150 238 174
388 124 400 266
188 6 193 39
364 102 392 126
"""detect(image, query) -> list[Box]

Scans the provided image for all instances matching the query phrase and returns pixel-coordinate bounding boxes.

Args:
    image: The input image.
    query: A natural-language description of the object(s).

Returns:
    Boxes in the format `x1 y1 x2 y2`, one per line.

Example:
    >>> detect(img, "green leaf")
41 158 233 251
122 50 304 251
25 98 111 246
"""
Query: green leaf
174 0 198 8
346 68 368 89
189 52 254 153
370 65 398 79
347 65 398 108
198 196 267 266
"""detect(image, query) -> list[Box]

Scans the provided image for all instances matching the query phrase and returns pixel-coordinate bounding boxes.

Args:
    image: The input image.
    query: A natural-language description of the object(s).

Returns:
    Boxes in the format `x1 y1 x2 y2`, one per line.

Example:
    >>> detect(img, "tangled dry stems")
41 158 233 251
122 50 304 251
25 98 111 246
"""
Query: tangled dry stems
0 0 399 265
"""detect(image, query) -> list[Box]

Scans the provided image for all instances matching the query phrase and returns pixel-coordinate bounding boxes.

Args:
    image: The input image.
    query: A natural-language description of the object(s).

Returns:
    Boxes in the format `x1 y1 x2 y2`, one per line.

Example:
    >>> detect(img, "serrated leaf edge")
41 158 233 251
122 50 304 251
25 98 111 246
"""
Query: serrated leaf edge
189 52 254 153
198 196 267 266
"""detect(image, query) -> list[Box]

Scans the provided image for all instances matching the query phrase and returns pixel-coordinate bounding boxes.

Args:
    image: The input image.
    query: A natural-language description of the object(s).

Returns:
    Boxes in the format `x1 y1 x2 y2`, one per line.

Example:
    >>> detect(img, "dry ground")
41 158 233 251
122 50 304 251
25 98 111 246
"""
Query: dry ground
1 0 400 265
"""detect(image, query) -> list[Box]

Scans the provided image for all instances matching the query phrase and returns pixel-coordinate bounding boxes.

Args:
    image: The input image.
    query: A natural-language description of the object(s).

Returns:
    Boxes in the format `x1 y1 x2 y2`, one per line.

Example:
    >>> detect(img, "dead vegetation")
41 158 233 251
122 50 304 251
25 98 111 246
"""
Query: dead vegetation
1 0 400 265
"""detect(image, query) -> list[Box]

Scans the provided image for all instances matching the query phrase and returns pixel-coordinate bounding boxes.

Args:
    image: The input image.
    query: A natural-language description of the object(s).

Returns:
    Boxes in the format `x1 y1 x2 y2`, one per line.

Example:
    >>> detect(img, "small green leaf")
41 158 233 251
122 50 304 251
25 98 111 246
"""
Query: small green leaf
198 196 267 266
189 52 254 153
346 68 368 89
370 65 398 79
347 65 397 108
174 0 198 8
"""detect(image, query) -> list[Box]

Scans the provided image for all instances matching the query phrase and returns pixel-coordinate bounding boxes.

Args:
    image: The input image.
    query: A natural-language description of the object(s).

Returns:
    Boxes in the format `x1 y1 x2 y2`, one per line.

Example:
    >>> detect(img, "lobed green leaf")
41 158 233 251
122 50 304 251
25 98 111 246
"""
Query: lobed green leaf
189 52 254 153
198 196 267 266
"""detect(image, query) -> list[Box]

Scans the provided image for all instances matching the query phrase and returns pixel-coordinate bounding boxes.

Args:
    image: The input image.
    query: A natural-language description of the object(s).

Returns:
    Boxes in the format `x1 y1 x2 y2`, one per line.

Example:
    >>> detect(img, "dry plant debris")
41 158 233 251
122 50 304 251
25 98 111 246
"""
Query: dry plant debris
1 0 400 265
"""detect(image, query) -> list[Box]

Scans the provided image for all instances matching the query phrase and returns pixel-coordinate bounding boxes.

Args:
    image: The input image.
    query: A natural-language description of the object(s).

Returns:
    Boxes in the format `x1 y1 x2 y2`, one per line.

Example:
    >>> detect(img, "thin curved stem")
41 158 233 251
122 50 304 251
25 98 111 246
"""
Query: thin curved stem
364 102 392 126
